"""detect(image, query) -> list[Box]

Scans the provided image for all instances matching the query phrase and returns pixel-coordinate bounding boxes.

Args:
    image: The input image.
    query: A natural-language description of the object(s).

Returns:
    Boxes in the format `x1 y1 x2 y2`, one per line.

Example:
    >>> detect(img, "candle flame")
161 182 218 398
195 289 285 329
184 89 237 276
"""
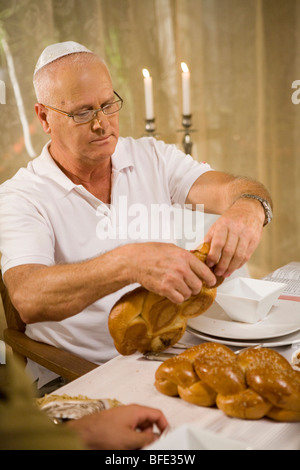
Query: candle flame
181 62 189 73
143 68 150 78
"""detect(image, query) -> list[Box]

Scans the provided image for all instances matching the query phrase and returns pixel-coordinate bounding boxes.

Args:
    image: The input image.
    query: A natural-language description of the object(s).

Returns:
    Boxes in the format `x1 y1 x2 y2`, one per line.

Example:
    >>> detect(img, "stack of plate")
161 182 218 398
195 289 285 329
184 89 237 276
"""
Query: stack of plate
187 299 300 348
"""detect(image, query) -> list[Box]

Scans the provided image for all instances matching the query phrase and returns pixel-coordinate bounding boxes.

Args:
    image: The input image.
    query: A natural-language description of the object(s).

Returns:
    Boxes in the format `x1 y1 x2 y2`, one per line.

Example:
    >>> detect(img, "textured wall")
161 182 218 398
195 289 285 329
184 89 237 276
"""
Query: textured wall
0 0 299 282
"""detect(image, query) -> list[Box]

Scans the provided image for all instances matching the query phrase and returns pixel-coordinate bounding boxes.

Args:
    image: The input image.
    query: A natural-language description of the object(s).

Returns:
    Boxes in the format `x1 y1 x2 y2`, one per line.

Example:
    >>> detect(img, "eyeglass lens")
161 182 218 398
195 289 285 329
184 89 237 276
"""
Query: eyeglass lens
73 100 122 123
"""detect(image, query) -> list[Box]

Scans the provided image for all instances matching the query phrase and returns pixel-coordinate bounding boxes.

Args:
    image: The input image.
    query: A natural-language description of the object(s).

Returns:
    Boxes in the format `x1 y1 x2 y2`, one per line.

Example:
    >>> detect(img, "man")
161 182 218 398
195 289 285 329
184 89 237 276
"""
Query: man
0 353 168 450
0 41 272 387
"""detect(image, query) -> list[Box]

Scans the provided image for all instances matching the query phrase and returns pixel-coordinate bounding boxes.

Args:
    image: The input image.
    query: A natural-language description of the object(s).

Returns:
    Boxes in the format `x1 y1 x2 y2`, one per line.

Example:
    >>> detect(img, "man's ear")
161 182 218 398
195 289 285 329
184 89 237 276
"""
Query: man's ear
35 103 51 134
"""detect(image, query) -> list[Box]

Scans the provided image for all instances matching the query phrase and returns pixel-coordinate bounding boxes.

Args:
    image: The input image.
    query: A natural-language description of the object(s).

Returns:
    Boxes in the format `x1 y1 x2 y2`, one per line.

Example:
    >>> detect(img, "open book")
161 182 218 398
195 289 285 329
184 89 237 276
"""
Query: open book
264 262 300 302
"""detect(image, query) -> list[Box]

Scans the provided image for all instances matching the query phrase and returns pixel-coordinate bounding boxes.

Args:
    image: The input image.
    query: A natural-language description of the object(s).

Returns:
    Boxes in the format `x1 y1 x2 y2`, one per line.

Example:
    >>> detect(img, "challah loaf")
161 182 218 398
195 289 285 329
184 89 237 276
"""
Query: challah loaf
154 343 300 422
108 243 222 355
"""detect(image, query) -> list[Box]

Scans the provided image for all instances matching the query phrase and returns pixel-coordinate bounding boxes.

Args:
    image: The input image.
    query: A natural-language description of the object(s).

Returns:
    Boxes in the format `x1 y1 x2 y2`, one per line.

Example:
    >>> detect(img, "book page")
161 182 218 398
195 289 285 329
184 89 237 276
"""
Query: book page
264 262 300 301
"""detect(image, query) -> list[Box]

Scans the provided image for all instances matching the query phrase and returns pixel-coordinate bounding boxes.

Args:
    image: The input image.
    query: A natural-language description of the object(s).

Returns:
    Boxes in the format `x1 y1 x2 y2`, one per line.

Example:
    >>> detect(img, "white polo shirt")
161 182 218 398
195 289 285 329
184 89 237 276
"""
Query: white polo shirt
0 136 213 385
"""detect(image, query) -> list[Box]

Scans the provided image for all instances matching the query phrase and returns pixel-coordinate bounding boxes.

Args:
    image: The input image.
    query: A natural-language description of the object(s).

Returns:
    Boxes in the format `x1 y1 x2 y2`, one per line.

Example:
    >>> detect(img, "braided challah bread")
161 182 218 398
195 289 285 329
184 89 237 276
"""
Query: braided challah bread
108 243 223 355
154 343 300 421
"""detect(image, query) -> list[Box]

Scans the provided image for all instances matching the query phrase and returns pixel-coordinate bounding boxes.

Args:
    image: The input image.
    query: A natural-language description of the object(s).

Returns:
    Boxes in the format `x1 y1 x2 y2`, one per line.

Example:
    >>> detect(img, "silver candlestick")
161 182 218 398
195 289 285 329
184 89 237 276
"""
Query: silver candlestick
178 114 196 155
145 118 156 136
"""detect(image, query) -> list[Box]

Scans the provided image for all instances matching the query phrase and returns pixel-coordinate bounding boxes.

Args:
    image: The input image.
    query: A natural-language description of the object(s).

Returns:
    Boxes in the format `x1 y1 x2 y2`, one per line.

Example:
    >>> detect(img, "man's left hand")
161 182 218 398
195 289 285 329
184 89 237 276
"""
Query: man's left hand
204 197 265 278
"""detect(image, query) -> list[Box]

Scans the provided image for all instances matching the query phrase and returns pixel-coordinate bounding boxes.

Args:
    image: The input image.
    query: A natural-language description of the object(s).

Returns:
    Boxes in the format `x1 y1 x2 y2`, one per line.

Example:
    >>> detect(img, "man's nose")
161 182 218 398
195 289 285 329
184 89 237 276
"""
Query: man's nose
92 112 109 130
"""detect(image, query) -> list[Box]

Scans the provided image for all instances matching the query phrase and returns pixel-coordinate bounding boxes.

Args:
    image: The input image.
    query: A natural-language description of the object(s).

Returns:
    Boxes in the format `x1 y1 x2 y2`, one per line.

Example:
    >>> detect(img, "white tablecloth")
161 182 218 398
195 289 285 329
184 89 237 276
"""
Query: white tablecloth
54 333 300 450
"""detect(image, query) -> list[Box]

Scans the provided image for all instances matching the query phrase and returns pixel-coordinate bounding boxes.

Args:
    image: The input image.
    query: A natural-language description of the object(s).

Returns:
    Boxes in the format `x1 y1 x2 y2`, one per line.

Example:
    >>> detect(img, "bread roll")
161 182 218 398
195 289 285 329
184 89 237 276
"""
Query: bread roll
108 243 222 355
154 342 300 422
108 287 187 355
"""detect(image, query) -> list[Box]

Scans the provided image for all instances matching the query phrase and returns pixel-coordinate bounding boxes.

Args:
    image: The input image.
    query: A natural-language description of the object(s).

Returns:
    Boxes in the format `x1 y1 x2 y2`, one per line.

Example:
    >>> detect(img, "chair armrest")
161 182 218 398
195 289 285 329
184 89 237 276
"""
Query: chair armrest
3 328 98 382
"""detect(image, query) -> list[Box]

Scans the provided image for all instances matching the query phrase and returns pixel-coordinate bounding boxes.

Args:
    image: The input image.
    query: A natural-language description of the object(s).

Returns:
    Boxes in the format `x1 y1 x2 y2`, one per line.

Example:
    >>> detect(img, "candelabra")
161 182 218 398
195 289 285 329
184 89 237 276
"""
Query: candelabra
178 114 196 155
145 118 156 136
144 115 196 155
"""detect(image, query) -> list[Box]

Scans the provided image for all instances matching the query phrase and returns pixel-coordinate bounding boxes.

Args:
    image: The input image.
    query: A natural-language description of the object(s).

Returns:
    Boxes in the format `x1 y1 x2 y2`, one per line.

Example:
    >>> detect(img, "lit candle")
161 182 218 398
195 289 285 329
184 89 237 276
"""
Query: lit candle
142 68 154 120
181 62 191 115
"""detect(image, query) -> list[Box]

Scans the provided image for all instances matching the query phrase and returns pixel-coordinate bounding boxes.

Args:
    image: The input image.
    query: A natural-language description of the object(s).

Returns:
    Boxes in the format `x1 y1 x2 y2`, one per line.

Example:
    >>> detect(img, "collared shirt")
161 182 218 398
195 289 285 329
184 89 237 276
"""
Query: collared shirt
0 136 213 386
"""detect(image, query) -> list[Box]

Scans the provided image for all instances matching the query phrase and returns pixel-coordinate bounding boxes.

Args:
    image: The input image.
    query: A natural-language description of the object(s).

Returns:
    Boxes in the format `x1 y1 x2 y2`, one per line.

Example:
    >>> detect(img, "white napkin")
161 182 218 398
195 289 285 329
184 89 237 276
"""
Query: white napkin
144 423 251 450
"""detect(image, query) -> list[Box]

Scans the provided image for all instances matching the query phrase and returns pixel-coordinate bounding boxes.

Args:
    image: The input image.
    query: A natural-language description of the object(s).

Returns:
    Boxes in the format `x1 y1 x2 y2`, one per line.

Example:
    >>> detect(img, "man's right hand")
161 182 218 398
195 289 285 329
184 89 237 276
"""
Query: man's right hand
126 242 217 304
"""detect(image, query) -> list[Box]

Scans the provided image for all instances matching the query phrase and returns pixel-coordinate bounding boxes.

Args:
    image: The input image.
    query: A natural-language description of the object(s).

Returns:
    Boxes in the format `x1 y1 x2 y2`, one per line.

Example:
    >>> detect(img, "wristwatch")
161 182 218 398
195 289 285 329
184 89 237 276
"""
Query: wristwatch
238 194 273 226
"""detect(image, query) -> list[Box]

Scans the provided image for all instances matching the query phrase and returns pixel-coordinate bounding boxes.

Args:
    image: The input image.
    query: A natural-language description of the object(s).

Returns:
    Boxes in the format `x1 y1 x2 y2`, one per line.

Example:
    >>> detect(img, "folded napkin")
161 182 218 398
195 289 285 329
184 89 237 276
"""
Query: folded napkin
144 423 251 450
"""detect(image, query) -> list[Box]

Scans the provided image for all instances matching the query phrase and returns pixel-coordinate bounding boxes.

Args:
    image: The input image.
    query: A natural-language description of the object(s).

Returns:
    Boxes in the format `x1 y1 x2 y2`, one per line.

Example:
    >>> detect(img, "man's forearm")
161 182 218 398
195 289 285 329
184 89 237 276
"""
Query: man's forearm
5 245 134 324
187 171 273 214
5 241 218 323
226 175 273 210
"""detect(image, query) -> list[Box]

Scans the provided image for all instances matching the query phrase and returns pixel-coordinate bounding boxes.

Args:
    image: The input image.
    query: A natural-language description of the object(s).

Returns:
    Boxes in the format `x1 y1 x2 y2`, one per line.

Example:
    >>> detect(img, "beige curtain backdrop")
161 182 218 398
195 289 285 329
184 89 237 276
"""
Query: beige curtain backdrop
0 0 299 280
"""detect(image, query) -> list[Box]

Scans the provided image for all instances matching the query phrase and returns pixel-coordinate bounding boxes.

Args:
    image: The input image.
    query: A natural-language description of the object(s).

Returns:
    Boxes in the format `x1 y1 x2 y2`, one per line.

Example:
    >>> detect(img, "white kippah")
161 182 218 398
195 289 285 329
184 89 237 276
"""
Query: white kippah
34 41 93 75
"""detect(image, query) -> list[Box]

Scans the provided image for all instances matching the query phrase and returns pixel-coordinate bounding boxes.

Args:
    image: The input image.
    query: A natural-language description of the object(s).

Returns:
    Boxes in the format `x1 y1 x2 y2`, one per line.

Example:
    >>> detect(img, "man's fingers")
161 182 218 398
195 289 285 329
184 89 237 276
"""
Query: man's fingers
205 230 256 278
204 225 228 270
131 404 169 434
189 254 217 287
213 232 239 276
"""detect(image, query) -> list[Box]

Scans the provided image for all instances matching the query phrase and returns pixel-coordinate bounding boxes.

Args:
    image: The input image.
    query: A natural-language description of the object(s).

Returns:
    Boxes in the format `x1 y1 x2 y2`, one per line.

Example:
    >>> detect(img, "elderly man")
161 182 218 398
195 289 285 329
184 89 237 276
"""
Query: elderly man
0 42 272 387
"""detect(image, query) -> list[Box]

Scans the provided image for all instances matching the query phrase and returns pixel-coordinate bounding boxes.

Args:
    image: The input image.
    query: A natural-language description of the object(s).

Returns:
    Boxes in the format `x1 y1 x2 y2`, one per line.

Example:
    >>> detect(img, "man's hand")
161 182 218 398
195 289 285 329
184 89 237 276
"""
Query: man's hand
204 197 265 278
67 404 169 450
127 242 217 304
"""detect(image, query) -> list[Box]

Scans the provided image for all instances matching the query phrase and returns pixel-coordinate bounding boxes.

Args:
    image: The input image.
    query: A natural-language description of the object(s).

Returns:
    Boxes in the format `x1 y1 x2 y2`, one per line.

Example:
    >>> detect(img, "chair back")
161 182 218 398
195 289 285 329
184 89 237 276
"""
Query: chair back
0 269 98 380
0 270 26 332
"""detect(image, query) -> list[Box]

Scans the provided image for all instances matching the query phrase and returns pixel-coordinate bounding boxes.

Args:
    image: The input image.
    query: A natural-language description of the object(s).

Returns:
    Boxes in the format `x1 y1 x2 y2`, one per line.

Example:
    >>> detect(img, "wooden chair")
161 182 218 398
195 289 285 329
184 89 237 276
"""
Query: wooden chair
0 270 98 382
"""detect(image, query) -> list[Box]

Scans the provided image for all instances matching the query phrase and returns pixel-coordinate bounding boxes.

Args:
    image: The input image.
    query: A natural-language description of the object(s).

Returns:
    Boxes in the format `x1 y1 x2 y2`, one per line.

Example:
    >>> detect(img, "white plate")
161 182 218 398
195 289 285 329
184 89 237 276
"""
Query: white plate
188 299 300 340
186 325 300 348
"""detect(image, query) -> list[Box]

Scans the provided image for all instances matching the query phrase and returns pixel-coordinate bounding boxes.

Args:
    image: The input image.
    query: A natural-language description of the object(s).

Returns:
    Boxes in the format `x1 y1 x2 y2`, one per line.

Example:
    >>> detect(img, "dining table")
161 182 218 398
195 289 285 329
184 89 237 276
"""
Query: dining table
51 326 300 451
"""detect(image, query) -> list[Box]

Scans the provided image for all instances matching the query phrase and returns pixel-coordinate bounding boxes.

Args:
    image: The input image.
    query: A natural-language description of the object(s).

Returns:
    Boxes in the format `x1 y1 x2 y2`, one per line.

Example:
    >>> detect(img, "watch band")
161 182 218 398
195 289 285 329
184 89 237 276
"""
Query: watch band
237 194 273 226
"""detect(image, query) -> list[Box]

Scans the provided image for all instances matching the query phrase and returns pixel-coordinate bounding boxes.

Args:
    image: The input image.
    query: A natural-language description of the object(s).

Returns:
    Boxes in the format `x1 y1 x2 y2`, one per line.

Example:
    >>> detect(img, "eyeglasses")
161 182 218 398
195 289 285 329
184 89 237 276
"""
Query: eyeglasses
41 91 123 124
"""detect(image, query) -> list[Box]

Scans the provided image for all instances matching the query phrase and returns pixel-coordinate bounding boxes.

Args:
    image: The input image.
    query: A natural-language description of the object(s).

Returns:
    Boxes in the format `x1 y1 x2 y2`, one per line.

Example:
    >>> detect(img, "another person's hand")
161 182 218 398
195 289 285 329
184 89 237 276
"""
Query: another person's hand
67 404 169 450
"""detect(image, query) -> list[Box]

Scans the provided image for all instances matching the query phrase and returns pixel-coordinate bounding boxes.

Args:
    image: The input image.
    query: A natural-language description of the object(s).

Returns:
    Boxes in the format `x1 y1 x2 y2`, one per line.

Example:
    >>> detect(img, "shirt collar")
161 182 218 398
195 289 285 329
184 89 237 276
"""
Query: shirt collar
32 141 77 193
111 137 135 172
